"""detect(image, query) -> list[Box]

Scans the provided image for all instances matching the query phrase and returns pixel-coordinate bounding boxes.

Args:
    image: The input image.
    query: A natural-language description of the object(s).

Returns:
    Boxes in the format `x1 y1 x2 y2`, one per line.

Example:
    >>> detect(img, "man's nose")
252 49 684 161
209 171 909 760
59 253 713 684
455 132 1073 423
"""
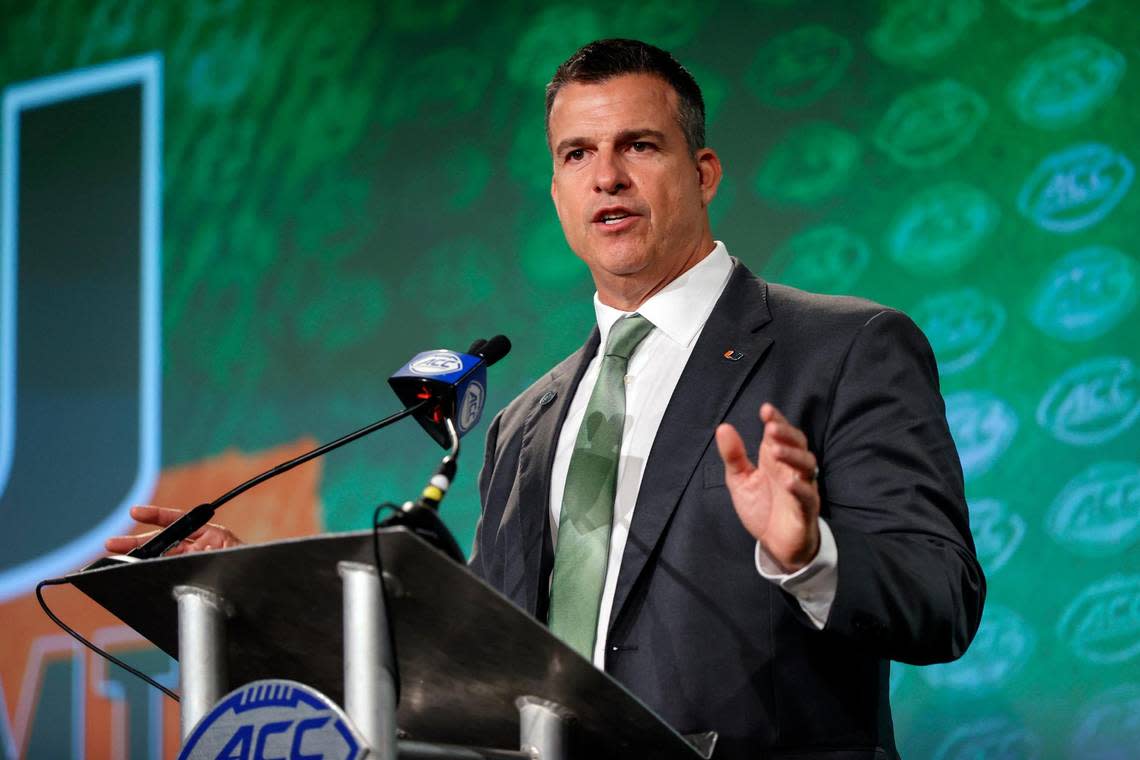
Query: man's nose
593 150 631 194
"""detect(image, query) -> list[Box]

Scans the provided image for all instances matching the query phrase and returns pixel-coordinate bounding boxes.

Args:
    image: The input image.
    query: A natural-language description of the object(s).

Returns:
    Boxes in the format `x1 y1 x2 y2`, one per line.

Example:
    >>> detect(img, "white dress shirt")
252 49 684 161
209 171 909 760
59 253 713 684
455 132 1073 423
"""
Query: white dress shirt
549 242 838 668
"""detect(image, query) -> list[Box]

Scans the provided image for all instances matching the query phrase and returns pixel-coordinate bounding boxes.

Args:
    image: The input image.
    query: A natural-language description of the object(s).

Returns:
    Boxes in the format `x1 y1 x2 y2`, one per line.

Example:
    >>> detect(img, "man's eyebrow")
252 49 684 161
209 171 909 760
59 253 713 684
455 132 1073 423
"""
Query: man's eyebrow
615 128 667 144
553 129 670 157
553 136 589 156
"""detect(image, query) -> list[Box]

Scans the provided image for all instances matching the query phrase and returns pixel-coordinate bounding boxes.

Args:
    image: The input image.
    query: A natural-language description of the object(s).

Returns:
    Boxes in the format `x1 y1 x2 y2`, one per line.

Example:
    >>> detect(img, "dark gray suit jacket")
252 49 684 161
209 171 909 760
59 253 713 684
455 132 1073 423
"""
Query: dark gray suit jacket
469 262 985 759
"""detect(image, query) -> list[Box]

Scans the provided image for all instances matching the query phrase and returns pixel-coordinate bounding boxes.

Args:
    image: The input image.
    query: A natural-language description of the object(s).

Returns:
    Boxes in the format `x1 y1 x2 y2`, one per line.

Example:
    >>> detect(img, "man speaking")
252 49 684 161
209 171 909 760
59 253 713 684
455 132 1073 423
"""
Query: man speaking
111 38 984 759
467 39 985 758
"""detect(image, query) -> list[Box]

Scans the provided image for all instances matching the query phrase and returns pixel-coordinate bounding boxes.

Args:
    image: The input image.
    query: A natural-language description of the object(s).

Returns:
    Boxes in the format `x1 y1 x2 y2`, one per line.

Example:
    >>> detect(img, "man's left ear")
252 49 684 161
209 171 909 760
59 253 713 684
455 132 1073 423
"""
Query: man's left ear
695 147 723 206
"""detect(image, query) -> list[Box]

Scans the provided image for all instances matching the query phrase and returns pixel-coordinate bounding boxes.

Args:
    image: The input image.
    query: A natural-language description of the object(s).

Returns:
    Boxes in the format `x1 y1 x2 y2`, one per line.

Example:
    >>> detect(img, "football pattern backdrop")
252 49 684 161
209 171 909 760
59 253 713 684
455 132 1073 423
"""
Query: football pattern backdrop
1 0 1138 756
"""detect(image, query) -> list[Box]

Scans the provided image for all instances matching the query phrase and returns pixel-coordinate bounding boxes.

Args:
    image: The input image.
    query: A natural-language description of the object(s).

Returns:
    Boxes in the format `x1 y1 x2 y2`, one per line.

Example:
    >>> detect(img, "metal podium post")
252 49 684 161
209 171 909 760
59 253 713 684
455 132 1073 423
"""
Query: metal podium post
340 560 399 759
173 585 229 739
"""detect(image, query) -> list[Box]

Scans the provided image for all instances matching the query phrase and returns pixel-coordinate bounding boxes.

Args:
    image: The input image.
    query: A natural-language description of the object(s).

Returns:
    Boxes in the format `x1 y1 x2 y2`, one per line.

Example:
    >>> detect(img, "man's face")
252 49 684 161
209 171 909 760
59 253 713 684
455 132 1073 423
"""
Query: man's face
547 73 721 308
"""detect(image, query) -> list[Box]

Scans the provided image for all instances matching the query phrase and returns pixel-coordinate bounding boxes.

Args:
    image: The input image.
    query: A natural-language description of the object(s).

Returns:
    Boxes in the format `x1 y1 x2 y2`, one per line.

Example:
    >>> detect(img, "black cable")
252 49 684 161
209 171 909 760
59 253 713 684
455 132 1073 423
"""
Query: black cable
212 400 429 507
36 577 180 702
131 399 430 559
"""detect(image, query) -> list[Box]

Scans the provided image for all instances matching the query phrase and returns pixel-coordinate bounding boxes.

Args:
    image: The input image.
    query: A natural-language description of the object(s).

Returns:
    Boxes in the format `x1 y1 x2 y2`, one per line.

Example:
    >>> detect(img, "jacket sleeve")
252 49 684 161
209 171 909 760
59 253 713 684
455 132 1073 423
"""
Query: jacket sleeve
818 309 986 665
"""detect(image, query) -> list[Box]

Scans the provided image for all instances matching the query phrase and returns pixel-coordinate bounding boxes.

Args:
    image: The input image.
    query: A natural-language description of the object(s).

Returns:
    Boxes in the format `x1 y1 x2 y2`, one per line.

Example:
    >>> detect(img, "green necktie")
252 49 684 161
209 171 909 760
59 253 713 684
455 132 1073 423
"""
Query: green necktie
548 314 655 658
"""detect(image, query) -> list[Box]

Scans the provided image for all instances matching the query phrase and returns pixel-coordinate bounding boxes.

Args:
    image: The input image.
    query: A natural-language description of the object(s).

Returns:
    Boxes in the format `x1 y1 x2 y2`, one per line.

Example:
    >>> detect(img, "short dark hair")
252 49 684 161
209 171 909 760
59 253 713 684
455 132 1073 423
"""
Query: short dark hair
545 38 706 154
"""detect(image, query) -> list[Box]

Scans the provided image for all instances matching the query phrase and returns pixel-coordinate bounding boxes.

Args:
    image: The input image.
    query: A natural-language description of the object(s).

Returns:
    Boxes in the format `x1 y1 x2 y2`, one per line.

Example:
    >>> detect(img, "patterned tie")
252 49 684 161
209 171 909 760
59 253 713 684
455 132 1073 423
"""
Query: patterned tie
548 314 655 658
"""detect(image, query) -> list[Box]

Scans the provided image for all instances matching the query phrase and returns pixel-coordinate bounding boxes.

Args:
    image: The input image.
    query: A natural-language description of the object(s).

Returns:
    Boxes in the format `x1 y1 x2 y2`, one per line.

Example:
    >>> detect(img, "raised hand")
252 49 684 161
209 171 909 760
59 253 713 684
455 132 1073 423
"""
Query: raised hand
715 403 821 572
104 505 244 556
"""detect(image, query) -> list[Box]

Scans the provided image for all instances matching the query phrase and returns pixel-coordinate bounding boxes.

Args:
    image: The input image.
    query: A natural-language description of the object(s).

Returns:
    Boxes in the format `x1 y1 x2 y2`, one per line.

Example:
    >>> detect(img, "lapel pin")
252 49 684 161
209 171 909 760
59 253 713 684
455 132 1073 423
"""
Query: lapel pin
539 390 558 406
723 349 744 362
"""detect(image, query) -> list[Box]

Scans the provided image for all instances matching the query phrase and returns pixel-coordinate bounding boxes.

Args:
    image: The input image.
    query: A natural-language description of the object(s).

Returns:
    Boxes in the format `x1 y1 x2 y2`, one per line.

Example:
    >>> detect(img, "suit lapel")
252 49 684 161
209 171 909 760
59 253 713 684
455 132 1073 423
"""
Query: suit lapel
608 264 774 631
508 329 600 617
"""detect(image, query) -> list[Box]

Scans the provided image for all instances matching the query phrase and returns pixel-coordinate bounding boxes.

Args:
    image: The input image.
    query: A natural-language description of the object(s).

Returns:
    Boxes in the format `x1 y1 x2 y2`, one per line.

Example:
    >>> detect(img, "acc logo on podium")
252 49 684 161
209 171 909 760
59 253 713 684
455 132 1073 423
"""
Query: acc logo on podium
179 680 365 760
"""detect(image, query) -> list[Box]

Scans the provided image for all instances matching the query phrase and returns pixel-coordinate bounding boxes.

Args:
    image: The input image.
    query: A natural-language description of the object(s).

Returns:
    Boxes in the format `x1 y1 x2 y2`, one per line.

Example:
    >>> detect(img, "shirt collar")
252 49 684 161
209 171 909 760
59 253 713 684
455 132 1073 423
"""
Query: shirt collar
594 241 734 349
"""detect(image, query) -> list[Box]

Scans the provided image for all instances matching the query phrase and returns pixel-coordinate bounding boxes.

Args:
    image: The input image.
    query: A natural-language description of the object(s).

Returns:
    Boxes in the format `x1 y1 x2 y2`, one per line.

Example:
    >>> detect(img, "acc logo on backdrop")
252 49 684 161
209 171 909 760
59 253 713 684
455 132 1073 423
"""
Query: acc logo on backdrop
1057 575 1140 665
1047 462 1140 556
921 605 1034 692
1069 683 1140 757
745 26 852 109
944 391 1019 480
887 183 1000 275
1028 246 1138 342
1037 356 1140 446
968 499 1026 574
867 0 982 66
1001 0 1097 24
932 716 1041 760
178 680 365 760
1017 143 1134 234
874 80 988 169
912 288 1005 375
754 122 862 204
767 225 871 295
1008 36 1126 130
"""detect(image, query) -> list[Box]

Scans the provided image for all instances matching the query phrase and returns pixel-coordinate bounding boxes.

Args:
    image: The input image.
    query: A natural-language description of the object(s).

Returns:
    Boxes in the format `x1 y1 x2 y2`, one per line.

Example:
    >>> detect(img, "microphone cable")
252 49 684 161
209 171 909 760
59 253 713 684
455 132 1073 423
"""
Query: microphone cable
36 576 180 701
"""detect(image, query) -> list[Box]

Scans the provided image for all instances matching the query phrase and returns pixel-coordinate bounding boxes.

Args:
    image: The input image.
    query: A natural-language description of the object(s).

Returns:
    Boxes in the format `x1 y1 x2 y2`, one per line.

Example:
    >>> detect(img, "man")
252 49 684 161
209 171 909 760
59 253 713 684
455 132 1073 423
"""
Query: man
111 39 983 759
467 39 984 758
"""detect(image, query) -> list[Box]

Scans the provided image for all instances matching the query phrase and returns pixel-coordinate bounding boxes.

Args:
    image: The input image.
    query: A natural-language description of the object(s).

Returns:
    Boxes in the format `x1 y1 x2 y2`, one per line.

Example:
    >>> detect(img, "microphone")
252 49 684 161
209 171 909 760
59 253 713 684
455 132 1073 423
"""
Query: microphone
379 335 511 562
388 335 511 448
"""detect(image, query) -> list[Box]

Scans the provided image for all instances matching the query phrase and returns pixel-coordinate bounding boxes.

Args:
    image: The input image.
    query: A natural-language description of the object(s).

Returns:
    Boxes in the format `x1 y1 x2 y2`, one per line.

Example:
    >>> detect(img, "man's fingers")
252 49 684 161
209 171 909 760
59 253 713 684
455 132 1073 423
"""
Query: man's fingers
715 423 754 477
103 531 157 553
763 420 808 450
128 505 186 527
769 443 817 477
760 402 787 424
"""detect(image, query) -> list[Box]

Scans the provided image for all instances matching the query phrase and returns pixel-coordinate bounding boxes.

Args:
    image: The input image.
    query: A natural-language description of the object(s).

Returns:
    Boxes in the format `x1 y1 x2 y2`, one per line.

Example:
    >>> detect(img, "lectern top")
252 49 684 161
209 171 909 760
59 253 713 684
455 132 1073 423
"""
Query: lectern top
70 528 707 759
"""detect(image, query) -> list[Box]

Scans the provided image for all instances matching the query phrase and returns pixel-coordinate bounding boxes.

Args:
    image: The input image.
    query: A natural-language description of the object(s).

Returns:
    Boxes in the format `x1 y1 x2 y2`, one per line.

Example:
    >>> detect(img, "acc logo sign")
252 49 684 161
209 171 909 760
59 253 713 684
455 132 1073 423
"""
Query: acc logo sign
874 80 988 169
1008 36 1125 130
179 680 365 760
887 182 1000 275
1047 462 1140 556
754 121 862 204
912 288 1005 375
932 717 1041 760
945 391 1019 480
458 379 485 433
1070 684 1140 757
745 26 852 108
767 225 871 295
868 0 982 66
922 605 1034 692
968 499 1025 574
410 351 463 375
1037 357 1140 446
1001 0 1097 23
1028 246 1138 342
1017 143 1134 234
1058 575 1140 665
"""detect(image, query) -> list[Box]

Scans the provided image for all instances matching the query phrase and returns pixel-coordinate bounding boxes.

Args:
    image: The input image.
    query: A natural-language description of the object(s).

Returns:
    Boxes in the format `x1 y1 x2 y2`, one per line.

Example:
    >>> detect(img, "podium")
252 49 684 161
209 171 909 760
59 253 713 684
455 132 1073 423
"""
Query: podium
69 528 713 759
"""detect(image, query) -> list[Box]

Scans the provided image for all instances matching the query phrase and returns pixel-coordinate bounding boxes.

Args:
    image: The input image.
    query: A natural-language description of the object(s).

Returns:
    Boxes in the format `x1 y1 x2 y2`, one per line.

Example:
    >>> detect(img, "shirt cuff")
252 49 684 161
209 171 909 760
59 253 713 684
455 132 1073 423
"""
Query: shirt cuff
754 519 838 630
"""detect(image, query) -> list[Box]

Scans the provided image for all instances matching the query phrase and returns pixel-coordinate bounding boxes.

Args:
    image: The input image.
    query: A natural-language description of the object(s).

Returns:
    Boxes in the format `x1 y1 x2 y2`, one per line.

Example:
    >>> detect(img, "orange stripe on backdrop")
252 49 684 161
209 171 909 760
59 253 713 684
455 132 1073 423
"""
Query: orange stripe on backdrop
0 439 322 759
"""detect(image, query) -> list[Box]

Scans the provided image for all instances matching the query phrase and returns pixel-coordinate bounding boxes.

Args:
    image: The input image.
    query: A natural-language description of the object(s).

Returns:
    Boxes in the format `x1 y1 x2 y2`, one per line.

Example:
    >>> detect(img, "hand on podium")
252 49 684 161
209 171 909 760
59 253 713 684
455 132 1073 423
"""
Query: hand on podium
104 505 245 556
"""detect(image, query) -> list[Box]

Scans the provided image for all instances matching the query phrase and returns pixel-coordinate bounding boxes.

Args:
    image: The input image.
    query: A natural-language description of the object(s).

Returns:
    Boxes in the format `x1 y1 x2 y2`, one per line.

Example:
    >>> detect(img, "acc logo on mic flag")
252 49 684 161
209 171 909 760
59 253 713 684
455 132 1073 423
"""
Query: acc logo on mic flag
410 351 464 375
458 380 486 434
